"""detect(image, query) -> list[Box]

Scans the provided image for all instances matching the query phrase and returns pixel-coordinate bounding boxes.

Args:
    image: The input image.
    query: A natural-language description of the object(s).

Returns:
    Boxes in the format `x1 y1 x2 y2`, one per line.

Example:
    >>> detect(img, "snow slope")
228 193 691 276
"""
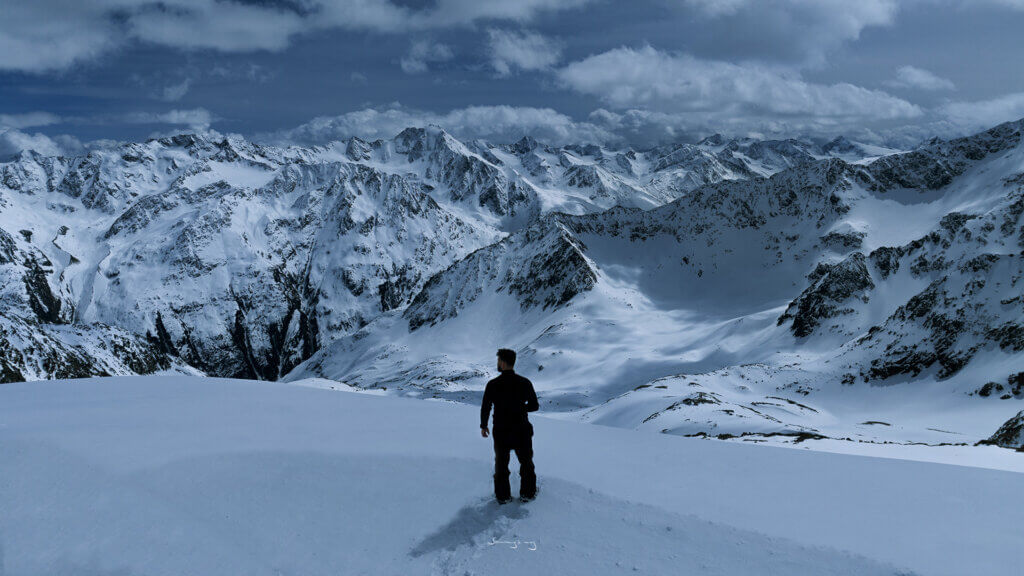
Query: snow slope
1 375 1021 576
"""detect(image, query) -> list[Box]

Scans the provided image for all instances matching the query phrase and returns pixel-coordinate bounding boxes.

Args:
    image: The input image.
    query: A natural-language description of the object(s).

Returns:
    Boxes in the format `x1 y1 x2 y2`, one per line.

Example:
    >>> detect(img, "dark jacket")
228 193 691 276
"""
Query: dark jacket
480 369 539 434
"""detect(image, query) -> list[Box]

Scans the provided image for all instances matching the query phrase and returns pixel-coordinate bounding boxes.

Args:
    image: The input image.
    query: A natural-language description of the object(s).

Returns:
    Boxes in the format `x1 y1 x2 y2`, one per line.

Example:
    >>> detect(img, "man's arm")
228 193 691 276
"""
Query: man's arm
480 381 493 429
524 378 539 412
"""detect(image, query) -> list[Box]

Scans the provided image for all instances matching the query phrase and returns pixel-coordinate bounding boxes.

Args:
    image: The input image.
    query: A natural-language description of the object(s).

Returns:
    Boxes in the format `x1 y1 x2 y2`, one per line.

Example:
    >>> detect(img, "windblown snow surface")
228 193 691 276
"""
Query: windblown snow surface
1 376 1021 576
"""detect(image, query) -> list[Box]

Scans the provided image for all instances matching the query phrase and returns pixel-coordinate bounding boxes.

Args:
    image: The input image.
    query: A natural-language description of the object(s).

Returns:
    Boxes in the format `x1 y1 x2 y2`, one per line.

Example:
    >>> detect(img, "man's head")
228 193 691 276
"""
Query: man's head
496 348 516 371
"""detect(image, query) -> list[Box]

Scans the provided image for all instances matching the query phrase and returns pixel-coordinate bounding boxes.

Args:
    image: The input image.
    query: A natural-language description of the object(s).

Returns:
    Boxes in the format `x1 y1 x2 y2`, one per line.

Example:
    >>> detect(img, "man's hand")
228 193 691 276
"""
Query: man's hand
481 427 489 438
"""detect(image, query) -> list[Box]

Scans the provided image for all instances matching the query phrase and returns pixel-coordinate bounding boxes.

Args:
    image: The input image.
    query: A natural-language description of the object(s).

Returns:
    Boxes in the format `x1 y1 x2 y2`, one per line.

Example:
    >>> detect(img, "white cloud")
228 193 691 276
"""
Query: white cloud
127 1 306 52
417 0 593 27
986 0 1024 8
208 63 273 83
682 0 900 65
557 46 921 130
683 0 756 17
0 112 62 130
939 92 1024 131
121 108 214 130
267 104 613 146
0 129 83 157
486 29 562 76
160 79 192 102
400 40 454 74
886 66 955 91
0 108 214 146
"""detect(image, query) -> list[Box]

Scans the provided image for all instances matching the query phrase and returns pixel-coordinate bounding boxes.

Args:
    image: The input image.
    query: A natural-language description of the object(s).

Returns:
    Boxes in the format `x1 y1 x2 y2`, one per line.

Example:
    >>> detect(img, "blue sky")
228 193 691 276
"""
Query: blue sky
2 0 1024 155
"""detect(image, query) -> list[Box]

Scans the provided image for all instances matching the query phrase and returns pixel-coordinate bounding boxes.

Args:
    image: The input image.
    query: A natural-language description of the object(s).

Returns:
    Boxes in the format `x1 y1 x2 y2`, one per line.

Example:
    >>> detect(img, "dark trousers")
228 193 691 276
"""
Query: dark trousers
493 426 536 500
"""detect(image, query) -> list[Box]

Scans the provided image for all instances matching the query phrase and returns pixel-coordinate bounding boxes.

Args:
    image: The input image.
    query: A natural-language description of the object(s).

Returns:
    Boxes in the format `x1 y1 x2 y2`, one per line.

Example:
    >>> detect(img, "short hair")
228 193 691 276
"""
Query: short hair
497 348 516 367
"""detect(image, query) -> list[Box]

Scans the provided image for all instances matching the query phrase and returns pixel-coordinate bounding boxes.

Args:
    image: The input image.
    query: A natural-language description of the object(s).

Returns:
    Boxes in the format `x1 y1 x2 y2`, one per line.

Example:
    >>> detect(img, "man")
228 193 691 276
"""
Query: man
480 348 539 504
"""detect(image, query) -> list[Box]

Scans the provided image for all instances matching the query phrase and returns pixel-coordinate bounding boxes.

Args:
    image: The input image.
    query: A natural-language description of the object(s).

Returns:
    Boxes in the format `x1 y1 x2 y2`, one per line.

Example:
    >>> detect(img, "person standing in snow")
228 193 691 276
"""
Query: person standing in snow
480 348 539 504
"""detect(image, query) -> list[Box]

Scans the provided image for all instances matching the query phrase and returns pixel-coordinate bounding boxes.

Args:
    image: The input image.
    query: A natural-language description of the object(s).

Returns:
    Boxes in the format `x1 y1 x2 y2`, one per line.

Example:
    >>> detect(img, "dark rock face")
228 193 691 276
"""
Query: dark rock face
378 264 418 312
865 280 968 379
779 253 875 337
869 246 904 279
509 136 540 155
822 136 859 156
0 228 15 263
404 219 597 331
0 314 174 383
345 137 372 161
820 230 865 250
856 190 1024 381
23 257 62 323
980 410 1024 449
677 392 720 406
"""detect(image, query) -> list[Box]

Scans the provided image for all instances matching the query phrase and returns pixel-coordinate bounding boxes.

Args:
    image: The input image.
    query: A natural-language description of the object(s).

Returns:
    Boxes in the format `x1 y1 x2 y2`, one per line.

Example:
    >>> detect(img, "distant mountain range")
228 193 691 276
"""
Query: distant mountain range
2 120 1022 448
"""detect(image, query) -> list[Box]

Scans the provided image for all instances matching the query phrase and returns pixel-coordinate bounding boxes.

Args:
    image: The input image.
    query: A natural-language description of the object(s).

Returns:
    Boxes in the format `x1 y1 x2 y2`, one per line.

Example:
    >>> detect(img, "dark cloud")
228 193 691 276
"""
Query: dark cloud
0 0 596 73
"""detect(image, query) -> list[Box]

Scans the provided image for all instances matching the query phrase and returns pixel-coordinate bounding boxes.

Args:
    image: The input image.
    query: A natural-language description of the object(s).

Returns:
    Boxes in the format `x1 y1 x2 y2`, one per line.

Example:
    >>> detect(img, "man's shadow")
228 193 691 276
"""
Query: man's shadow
408 497 530 558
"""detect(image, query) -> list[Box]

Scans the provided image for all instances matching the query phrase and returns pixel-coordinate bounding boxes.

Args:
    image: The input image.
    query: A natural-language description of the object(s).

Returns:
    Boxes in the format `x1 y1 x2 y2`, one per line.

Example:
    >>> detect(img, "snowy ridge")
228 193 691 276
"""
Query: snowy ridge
404 217 597 331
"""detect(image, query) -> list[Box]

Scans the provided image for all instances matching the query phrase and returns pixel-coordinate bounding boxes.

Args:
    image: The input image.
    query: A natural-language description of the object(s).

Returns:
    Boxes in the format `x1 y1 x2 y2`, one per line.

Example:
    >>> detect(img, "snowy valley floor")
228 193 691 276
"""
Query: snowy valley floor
2 376 1022 576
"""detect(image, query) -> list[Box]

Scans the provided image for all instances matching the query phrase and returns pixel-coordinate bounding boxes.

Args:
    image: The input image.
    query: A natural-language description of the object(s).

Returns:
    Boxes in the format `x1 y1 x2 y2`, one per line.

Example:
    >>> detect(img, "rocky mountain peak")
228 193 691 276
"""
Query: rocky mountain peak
822 135 857 155
509 135 541 155
697 133 726 147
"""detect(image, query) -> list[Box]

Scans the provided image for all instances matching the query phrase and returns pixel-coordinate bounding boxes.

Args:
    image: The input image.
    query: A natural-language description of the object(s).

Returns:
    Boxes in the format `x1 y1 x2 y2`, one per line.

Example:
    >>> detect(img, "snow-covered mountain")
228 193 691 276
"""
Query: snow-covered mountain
287 120 1024 449
2 119 1022 450
0 127 851 382
0 224 185 380
1 132 507 380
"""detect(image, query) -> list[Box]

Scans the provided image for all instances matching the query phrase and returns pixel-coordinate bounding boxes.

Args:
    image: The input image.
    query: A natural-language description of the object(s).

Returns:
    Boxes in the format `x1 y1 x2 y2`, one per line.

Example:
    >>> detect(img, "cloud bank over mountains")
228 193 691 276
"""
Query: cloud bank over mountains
3 1 1024 155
